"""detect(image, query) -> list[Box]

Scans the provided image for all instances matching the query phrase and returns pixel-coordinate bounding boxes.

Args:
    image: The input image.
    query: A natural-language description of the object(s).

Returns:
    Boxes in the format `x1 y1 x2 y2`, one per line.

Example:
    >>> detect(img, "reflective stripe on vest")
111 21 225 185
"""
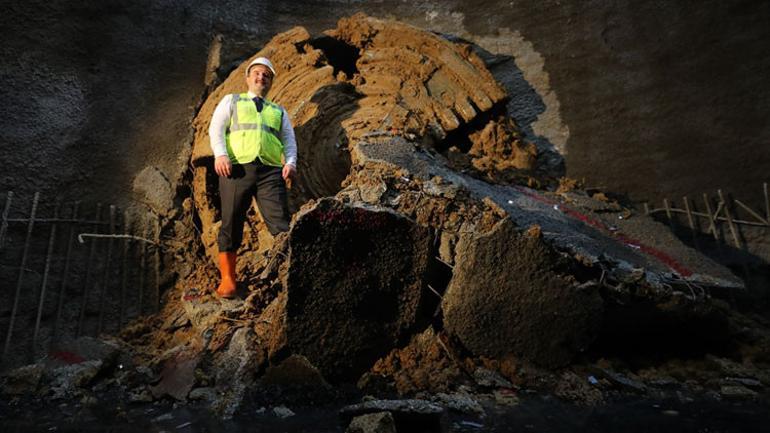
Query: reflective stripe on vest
225 93 284 166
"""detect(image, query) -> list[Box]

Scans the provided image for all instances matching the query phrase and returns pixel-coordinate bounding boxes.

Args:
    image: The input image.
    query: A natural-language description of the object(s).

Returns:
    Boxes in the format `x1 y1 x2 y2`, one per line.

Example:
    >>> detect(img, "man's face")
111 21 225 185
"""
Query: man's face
247 64 273 96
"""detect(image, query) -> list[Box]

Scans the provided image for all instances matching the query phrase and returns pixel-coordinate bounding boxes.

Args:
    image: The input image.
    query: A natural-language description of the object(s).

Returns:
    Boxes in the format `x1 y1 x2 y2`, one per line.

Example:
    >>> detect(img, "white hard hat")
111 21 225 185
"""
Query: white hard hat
246 57 276 77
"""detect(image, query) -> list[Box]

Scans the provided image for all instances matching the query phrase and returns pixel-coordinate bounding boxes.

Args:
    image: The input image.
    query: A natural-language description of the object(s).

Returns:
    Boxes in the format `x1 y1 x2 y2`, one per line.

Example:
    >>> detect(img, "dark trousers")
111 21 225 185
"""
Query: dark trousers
218 161 289 252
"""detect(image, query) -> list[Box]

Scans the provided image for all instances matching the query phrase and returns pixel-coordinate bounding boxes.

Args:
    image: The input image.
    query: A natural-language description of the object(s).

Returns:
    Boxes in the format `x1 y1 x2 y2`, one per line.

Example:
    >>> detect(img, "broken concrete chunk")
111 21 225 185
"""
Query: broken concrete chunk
188 387 218 402
261 355 329 387
132 165 174 216
433 392 485 415
180 288 221 331
150 348 199 401
442 218 604 367
285 198 433 382
49 360 104 399
720 385 758 399
341 399 446 433
273 405 296 418
346 411 397 433
47 336 121 368
472 367 513 388
1 363 45 395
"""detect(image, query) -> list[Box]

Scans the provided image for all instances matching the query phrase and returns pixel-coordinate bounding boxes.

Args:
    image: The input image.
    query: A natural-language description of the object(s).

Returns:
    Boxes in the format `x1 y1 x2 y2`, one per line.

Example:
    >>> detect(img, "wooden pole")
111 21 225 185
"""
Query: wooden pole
718 189 742 249
702 193 720 241
682 196 699 248
765 182 769 223
734 199 768 225
3 192 39 360
663 198 676 231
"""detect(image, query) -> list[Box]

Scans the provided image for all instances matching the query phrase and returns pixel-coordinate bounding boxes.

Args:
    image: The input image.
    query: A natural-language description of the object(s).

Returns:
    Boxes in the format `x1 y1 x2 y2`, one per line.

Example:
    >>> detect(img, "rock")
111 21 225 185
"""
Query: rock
346 412 397 433
273 405 295 418
211 327 264 419
128 386 154 403
493 388 520 406
189 387 218 402
720 385 758 399
49 360 104 399
180 287 221 331
47 336 121 368
284 198 433 382
340 399 445 431
442 218 604 367
594 368 647 393
133 165 174 216
725 377 762 389
261 355 329 387
472 367 512 388
433 392 484 415
150 348 199 401
1 363 46 395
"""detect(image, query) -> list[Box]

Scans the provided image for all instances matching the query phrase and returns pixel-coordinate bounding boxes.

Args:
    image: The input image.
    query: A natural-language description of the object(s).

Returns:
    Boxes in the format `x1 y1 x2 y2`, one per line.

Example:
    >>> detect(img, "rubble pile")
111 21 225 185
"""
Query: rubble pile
3 14 769 427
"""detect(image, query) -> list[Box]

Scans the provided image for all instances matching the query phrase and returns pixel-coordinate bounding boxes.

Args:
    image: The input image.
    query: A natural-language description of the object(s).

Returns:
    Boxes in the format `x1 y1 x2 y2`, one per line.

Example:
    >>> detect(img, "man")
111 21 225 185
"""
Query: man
208 57 297 298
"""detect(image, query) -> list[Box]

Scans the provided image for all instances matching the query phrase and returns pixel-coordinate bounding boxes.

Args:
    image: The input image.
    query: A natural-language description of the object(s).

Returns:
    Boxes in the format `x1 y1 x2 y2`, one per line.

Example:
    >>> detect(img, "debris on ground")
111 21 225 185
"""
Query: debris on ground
3 13 769 425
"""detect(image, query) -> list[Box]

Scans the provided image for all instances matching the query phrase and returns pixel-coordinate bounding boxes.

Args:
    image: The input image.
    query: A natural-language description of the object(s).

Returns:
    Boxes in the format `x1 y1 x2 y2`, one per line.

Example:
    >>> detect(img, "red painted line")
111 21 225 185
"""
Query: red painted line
511 186 693 277
49 350 87 364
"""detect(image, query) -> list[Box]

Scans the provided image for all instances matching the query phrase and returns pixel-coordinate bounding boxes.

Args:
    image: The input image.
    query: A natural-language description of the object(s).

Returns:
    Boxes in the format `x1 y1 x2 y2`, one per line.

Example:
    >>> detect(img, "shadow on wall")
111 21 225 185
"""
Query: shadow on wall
457 38 565 176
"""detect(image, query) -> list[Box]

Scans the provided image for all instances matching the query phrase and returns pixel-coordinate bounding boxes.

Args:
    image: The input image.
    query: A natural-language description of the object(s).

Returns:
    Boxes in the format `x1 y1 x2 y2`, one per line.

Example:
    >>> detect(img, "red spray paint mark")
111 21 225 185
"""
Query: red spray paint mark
49 351 87 364
510 186 693 277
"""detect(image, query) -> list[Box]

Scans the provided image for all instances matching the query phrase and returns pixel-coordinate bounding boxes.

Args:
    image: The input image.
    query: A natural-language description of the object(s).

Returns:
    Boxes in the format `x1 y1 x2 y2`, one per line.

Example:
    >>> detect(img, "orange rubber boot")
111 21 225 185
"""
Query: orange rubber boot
216 252 237 298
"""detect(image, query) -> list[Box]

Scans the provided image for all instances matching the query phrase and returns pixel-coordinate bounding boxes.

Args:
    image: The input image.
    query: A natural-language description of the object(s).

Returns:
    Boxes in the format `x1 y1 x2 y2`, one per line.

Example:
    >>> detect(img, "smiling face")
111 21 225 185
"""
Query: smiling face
246 64 273 97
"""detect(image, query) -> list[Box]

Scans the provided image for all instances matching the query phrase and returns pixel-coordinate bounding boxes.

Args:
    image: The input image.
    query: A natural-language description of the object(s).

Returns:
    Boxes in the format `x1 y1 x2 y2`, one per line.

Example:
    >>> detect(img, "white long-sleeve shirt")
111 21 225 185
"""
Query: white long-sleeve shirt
208 91 297 167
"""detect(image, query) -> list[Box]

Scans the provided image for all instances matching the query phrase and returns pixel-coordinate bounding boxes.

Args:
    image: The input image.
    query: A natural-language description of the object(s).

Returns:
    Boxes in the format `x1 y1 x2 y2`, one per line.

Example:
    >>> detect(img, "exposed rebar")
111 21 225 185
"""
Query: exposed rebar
53 201 79 346
97 205 117 334
0 191 13 249
32 201 61 358
3 192 39 360
77 203 103 337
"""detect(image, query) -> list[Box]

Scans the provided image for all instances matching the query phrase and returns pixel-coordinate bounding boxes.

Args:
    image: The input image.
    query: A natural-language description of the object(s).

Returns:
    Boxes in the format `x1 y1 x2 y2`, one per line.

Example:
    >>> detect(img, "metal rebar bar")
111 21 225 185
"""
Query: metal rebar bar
138 222 149 316
32 202 61 357
97 205 116 335
3 192 39 360
734 199 769 225
77 203 102 338
0 191 13 249
764 182 769 223
119 210 129 328
154 215 161 312
702 194 720 241
53 201 79 346
718 190 742 249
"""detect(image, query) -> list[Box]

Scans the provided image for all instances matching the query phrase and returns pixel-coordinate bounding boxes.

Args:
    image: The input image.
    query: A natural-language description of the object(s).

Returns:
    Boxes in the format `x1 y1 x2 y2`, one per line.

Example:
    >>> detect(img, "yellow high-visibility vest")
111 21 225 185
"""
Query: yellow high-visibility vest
225 93 284 166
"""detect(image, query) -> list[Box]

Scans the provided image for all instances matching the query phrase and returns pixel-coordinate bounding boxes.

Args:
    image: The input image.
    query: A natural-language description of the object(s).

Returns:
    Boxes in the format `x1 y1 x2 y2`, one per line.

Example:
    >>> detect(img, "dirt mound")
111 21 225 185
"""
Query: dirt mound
189 13 537 262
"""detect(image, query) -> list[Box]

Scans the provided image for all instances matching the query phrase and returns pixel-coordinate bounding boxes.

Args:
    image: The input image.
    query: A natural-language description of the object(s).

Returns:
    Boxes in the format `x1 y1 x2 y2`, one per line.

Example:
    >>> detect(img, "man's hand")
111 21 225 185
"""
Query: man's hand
282 164 296 181
282 164 297 188
214 155 232 177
